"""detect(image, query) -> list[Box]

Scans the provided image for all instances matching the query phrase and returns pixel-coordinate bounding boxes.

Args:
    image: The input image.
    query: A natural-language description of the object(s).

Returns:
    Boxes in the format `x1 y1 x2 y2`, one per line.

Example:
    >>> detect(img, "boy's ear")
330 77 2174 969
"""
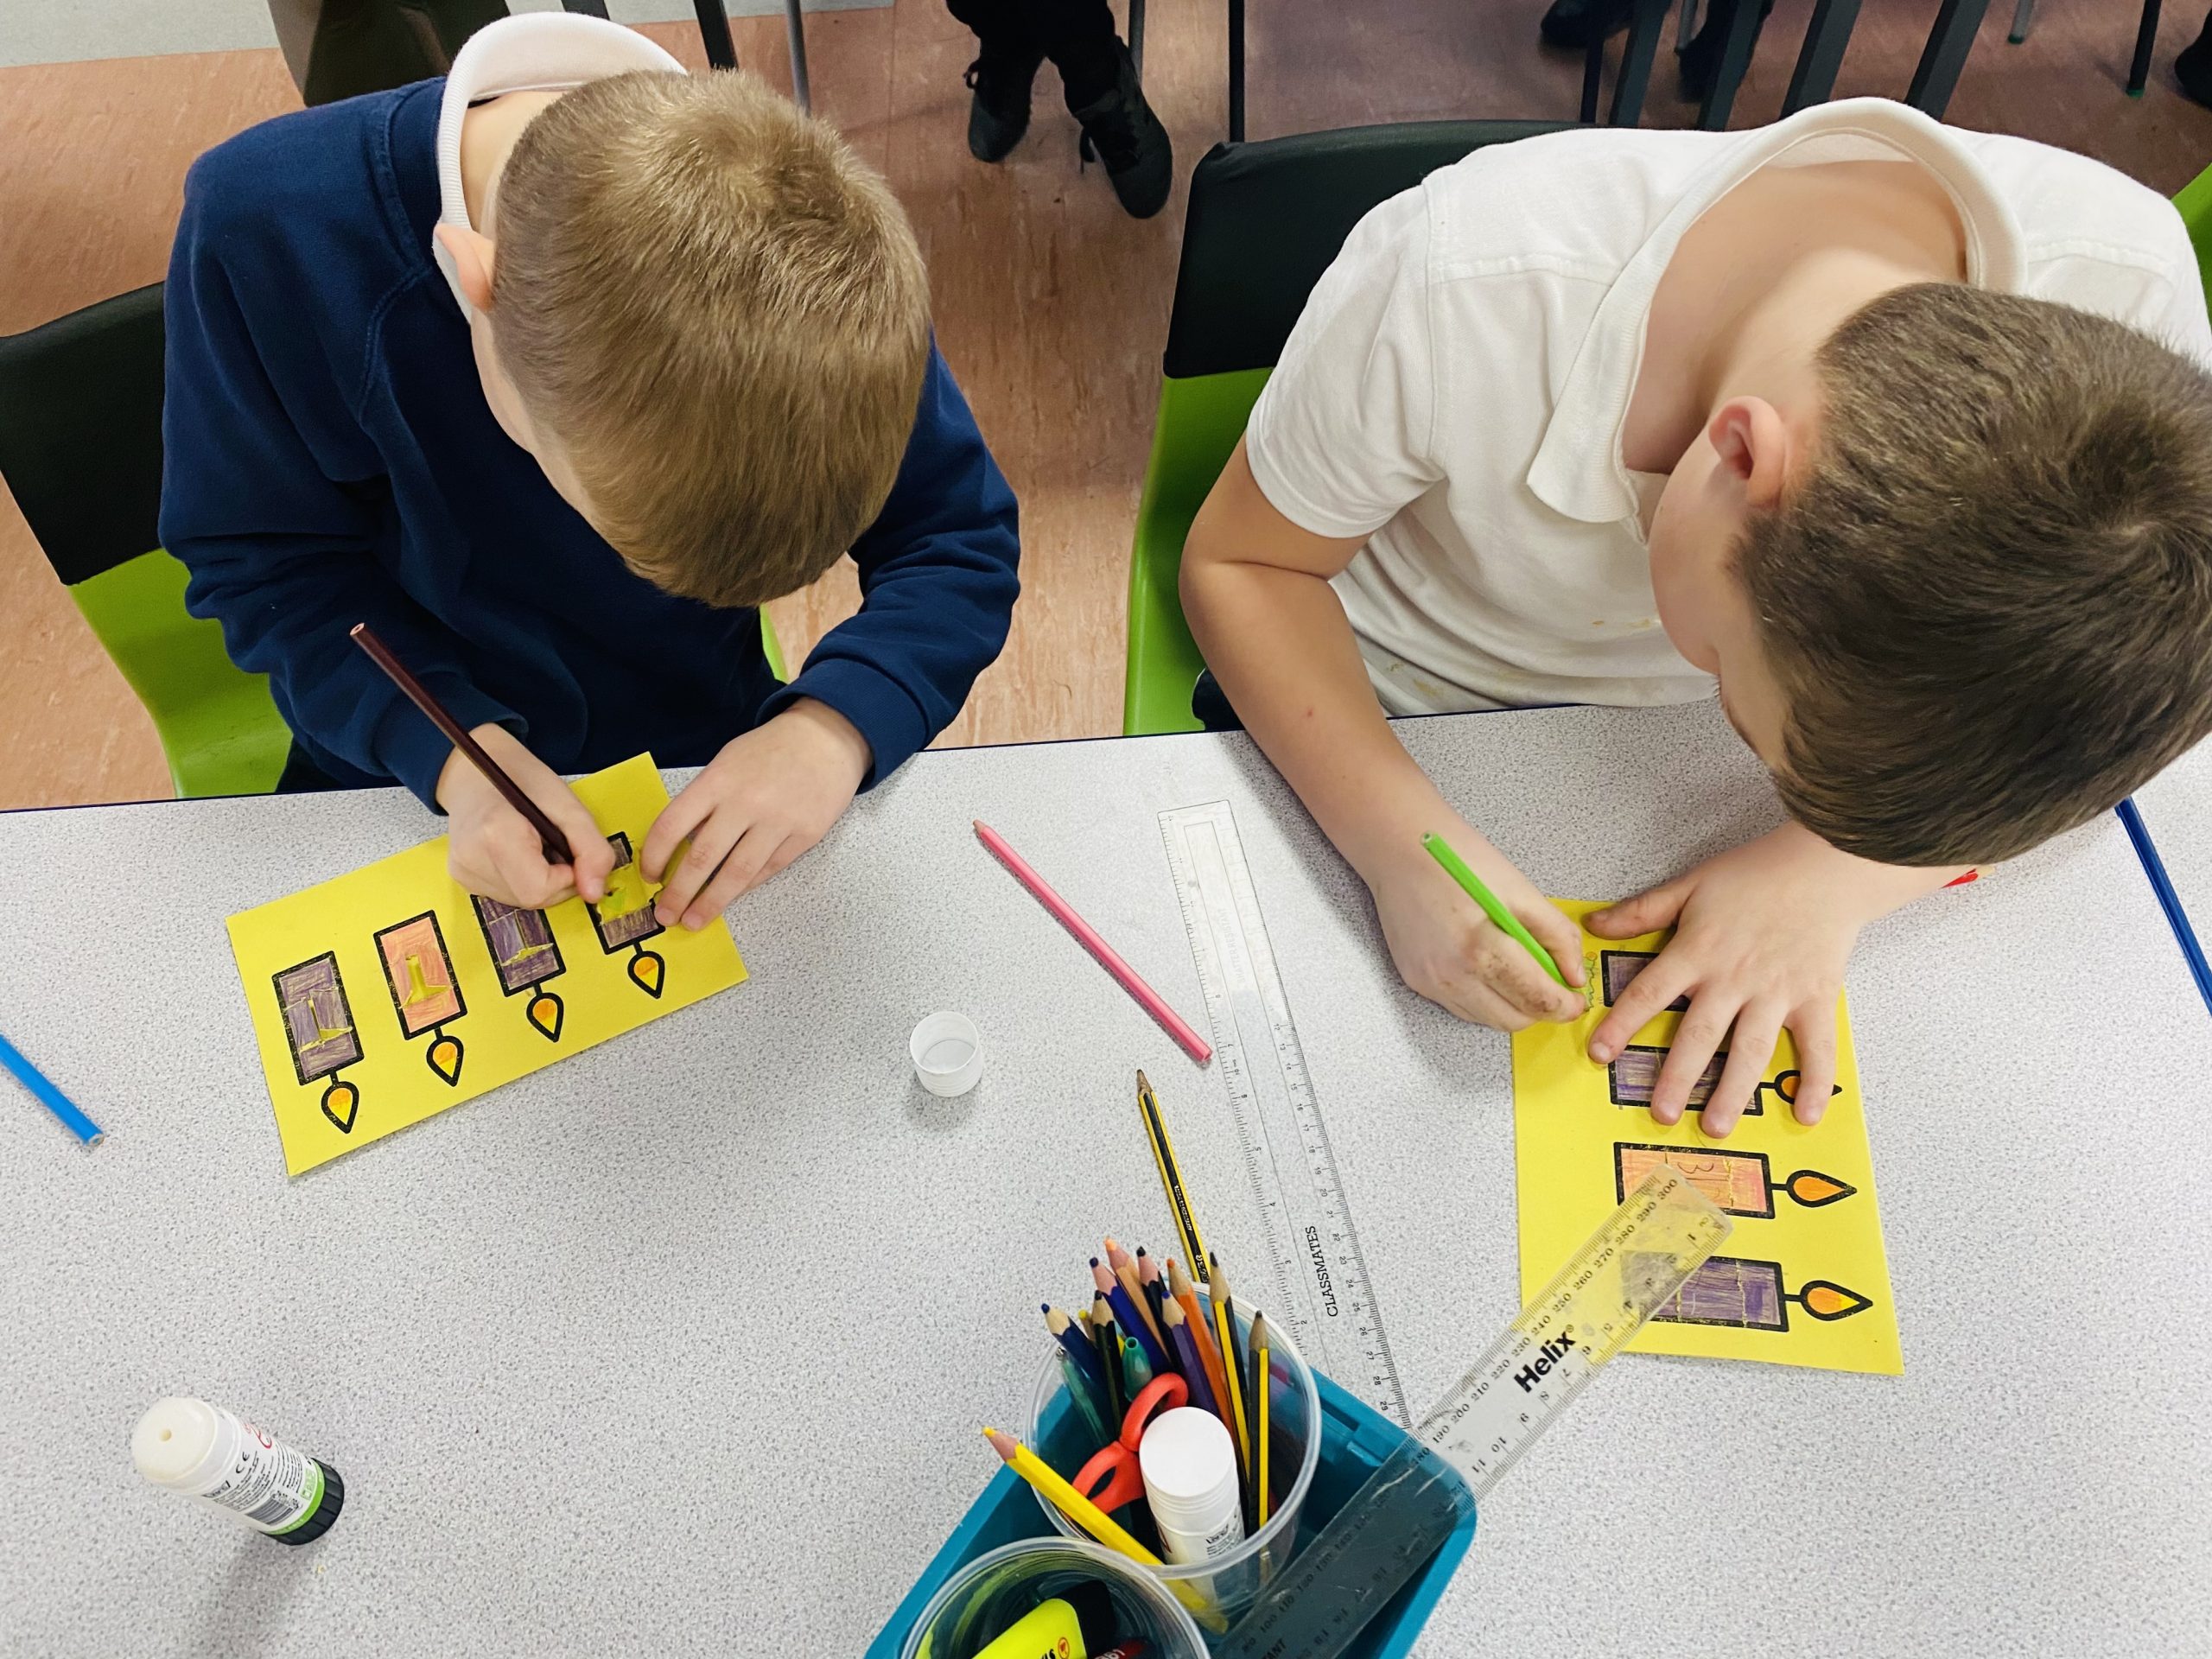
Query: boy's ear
1707 397 1793 512
434 223 497 313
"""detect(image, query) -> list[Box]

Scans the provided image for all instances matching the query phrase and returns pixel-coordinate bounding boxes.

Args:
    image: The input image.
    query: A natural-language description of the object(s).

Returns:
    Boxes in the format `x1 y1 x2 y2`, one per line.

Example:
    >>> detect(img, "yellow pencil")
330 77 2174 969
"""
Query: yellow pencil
1208 1266 1253 1492
984 1427 1160 1565
982 1427 1228 1634
1137 1069 1209 1279
1251 1313 1273 1529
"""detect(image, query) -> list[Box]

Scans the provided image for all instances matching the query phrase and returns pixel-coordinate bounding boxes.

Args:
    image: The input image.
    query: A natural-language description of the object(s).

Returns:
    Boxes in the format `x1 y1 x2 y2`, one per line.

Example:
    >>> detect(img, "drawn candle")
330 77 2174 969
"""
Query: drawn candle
1614 1144 1856 1217
1653 1255 1872 1332
1599 950 1688 1013
273 953 364 1133
470 894 566 1041
586 833 667 1001
374 912 467 1085
1608 1051 1840 1119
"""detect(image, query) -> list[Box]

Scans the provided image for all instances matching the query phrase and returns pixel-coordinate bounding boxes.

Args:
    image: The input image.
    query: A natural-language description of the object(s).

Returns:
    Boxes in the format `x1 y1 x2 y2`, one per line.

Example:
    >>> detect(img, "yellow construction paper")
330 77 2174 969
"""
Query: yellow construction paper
229 754 747 1174
1511 901 1901 1376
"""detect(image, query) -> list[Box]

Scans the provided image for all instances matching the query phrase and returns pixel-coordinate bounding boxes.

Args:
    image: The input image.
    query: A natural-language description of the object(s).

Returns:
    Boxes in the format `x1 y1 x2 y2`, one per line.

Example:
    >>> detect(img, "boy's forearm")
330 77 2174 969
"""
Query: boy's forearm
1770 820 1972 917
1184 557 1449 881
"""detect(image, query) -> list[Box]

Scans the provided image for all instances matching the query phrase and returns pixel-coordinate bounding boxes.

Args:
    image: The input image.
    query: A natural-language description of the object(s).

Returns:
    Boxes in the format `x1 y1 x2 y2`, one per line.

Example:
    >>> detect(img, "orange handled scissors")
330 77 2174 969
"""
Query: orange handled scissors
1073 1373 1189 1512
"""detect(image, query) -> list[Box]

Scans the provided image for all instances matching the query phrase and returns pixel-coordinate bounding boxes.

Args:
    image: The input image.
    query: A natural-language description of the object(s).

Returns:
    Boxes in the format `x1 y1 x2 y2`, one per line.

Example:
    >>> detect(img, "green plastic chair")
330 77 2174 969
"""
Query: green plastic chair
0 284 289 798
0 283 785 799
1122 121 1569 735
2173 157 2212 303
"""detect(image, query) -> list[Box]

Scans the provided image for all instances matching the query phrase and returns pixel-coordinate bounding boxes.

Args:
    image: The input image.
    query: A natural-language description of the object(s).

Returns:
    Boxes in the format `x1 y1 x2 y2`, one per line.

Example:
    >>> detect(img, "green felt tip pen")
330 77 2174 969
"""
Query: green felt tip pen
1421 832 1568 988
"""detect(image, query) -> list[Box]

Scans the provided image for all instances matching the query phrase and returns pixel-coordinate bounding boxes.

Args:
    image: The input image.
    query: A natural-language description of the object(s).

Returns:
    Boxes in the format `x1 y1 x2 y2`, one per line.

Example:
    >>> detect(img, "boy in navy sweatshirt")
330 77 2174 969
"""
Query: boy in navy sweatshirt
162 15 1020 927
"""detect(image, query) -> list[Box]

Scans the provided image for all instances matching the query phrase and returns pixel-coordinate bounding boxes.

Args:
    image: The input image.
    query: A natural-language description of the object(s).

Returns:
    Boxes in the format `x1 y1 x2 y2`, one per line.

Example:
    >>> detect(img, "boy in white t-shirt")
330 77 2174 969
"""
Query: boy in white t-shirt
1180 99 2212 1137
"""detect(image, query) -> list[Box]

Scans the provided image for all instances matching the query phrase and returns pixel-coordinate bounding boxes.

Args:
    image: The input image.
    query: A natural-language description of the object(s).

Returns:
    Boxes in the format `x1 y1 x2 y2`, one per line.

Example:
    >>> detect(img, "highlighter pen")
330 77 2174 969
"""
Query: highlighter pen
1420 832 1567 987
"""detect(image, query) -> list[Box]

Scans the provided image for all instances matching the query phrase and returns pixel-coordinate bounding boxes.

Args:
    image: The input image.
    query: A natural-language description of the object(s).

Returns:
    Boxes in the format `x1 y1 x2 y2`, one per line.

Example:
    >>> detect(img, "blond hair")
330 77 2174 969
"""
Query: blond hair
490 69 930 607
1739 283 2212 865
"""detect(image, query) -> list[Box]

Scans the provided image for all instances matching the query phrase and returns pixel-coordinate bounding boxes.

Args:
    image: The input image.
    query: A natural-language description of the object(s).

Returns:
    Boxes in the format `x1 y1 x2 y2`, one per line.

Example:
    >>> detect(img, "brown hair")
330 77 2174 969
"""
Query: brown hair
1738 283 2212 866
489 69 930 607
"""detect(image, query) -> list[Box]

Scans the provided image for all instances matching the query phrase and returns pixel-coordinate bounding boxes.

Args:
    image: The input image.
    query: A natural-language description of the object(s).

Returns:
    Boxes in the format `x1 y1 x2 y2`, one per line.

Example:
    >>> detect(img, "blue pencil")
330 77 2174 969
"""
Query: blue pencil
1044 1304 1109 1394
0 1030 103 1147
1094 1259 1173 1376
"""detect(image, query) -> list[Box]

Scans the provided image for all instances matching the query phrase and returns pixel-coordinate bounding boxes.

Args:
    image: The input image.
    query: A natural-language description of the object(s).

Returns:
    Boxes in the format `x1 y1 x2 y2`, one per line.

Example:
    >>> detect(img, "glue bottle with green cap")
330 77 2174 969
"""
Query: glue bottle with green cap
131 1397 345 1543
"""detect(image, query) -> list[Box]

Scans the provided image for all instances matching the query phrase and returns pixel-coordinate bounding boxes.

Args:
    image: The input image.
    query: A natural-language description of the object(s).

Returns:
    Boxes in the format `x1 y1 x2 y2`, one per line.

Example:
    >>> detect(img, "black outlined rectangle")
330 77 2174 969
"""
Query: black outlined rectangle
472 895 563 995
275 953 360 1084
374 911 466 1037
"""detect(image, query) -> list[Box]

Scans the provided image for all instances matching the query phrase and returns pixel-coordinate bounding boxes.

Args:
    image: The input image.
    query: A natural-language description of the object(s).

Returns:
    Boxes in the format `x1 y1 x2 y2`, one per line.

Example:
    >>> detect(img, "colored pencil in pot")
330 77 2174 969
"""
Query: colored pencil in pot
1135 1249 1176 1372
1208 1254 1253 1501
1092 1293 1126 1424
1105 1238 1166 1351
1167 1256 1232 1424
1249 1313 1274 1529
1095 1257 1172 1377
1160 1298 1219 1419
1045 1303 1109 1394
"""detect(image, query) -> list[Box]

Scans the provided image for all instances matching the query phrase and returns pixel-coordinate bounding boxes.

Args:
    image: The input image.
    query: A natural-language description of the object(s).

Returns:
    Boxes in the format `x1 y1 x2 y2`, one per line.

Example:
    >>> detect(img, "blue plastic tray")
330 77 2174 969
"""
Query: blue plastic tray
866 1370 1477 1658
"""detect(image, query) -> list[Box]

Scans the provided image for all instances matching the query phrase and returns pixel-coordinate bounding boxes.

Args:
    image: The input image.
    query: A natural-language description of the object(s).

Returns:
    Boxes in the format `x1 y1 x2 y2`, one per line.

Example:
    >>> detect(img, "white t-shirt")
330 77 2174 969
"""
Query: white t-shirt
1243 98 2212 716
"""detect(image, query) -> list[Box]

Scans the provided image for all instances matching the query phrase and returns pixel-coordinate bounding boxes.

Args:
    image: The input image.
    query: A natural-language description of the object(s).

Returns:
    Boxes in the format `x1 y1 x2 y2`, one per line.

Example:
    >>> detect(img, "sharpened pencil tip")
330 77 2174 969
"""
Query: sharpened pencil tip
984 1428 1017 1460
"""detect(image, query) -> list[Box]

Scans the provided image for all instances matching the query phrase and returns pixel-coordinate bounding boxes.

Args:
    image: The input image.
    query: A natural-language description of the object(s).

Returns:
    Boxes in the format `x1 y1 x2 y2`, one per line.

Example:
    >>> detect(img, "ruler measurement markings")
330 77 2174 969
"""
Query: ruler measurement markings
1160 802 1409 1426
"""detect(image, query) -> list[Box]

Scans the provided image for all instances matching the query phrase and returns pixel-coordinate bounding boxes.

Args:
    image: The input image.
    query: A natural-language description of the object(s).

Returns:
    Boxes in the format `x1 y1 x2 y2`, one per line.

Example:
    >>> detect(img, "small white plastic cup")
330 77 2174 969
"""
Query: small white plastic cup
909 1013 983 1097
896 1537 1208 1659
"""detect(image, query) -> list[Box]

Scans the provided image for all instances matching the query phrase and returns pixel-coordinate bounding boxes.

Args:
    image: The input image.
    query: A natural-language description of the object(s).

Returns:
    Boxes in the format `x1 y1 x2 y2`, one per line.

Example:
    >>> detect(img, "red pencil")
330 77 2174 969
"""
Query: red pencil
973 820 1211 1065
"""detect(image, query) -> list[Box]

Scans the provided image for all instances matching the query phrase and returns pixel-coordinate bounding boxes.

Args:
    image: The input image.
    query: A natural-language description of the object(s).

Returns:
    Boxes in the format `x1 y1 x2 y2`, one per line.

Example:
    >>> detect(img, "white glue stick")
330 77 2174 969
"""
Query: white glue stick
131 1397 345 1544
1139 1406 1246 1566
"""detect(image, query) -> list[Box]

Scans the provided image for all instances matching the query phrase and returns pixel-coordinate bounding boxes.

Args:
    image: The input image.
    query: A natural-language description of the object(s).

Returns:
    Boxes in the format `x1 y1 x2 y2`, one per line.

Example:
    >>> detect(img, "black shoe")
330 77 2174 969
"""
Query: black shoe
1068 44 1173 219
1540 0 1629 50
964 41 1044 163
2178 10 2212 108
1677 0 1774 100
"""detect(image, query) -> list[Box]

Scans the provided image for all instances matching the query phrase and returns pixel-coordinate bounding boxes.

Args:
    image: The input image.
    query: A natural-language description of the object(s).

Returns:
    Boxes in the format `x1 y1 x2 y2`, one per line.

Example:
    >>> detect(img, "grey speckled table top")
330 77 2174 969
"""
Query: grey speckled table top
3 704 2209 1659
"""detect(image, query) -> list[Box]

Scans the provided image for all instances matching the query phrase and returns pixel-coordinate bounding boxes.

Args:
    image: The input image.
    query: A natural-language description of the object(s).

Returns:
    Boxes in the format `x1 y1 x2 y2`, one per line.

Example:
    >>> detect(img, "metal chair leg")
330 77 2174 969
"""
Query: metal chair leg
784 0 810 110
1611 0 1672 124
1697 0 1764 129
1678 0 1702 50
2007 0 2036 44
1907 0 1991 118
1228 0 1245 141
693 0 738 70
1783 0 1862 112
2130 0 2163 94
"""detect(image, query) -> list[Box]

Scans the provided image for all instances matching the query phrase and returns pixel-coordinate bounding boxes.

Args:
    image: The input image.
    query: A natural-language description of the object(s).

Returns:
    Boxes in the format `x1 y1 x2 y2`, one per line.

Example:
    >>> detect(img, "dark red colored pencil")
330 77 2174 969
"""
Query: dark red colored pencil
349 622 574 866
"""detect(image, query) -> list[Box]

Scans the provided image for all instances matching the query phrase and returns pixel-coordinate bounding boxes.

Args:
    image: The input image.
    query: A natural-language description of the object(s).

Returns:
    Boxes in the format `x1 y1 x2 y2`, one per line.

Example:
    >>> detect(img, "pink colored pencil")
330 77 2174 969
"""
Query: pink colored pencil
974 820 1212 1065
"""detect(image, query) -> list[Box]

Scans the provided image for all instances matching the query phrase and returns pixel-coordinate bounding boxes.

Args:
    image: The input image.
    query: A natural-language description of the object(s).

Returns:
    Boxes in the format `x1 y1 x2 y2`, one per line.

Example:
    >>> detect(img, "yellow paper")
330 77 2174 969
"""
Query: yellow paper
229 754 747 1174
1511 901 1901 1376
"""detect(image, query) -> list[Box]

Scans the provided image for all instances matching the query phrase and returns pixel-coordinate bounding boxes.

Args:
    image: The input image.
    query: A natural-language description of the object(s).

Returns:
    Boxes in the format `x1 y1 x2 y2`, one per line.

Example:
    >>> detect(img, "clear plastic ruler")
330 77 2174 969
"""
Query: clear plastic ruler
1216 1170 1733 1659
1159 800 1408 1426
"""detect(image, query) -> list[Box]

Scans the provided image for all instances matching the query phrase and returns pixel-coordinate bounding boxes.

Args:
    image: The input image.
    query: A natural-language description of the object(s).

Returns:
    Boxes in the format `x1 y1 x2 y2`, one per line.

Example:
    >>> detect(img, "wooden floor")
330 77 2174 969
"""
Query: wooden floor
4 0 2210 809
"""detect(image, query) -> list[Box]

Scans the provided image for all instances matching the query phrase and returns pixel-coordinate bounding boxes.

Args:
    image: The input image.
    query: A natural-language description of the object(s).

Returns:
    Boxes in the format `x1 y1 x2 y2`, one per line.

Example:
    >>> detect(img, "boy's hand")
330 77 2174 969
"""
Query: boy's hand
1365 819 1586 1030
437 724 615 910
642 698 872 929
1585 823 1955 1137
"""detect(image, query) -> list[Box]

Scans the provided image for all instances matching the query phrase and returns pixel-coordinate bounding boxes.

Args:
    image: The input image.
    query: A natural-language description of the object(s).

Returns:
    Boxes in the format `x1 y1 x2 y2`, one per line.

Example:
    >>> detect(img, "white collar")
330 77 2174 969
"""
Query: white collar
432 12 686 313
1525 98 2028 525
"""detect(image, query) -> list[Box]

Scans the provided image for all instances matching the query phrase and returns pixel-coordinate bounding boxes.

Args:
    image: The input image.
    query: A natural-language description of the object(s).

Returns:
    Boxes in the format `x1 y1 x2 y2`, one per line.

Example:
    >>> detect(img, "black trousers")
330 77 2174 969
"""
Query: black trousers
946 0 1122 102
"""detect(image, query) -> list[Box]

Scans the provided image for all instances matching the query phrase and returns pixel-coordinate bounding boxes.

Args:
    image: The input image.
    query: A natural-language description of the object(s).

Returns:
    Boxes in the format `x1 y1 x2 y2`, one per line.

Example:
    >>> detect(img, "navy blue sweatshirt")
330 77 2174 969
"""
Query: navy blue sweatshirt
161 79 1020 806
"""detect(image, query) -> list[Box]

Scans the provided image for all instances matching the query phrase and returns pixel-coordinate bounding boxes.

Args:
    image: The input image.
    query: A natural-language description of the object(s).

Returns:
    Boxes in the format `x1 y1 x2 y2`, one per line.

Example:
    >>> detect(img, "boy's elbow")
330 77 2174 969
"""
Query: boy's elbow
1179 523 1232 645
